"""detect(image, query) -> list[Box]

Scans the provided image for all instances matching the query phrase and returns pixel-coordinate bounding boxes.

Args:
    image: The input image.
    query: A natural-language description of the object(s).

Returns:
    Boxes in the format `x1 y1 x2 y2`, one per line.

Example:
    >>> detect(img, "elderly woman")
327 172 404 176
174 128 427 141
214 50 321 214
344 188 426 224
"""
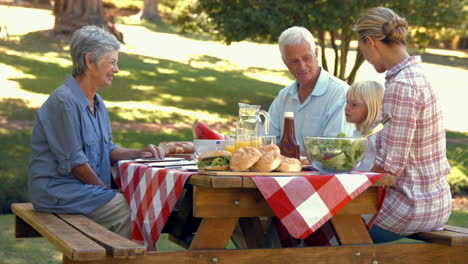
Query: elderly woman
353 7 451 243
28 25 165 238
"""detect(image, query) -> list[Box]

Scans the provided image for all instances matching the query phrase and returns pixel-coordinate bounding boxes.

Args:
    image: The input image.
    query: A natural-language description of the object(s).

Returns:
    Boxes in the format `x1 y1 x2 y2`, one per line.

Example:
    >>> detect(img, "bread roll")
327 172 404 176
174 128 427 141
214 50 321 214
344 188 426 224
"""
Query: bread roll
275 156 302 172
229 146 262 172
159 141 195 154
300 156 311 165
250 145 282 172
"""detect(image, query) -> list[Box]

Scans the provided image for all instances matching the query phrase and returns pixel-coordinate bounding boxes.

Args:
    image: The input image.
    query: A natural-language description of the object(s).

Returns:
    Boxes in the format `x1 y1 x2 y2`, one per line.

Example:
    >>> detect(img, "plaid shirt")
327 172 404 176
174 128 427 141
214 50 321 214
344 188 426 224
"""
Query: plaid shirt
374 56 452 235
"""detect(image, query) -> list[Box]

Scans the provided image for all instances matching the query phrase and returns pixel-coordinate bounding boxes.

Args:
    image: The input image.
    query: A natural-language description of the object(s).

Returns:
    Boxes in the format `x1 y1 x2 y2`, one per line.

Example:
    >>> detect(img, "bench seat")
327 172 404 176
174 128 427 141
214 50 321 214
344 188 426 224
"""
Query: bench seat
11 203 146 262
409 225 468 246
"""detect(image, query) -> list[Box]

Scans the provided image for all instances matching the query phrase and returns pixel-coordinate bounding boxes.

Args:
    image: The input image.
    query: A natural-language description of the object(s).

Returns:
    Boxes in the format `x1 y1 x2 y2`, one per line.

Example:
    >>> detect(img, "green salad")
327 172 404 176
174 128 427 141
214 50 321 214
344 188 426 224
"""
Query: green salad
305 133 367 172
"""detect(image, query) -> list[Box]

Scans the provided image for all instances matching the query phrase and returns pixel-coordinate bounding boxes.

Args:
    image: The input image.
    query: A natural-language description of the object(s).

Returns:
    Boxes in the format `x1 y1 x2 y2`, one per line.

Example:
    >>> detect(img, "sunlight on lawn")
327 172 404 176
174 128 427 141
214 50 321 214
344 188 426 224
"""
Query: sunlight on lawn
1 5 467 131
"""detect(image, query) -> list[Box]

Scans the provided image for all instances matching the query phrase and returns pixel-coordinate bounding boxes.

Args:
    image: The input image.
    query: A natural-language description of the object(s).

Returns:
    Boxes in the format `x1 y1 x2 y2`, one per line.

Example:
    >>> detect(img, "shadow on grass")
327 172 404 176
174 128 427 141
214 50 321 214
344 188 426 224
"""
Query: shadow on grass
0 31 285 121
419 53 468 70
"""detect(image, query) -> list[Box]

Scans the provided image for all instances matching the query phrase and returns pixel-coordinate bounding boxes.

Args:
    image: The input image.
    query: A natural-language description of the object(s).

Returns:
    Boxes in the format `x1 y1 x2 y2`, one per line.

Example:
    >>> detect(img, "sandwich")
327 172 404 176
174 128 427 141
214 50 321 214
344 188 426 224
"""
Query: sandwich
197 150 232 171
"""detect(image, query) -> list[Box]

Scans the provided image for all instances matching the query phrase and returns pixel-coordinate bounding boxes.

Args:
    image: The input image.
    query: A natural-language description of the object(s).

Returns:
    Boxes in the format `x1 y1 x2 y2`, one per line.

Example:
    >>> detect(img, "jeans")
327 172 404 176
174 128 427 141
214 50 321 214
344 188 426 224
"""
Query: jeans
369 225 407 243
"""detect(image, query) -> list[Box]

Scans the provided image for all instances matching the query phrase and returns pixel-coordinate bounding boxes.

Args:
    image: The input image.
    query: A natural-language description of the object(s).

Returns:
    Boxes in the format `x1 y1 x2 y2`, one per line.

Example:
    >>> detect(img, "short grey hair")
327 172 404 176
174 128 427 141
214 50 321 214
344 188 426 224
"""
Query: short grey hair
278 26 316 58
70 25 121 76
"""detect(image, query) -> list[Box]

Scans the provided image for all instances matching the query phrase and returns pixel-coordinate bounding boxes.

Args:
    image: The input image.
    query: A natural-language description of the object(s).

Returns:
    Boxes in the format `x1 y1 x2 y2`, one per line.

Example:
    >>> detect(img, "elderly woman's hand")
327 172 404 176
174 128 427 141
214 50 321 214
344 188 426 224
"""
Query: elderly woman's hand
140 144 165 159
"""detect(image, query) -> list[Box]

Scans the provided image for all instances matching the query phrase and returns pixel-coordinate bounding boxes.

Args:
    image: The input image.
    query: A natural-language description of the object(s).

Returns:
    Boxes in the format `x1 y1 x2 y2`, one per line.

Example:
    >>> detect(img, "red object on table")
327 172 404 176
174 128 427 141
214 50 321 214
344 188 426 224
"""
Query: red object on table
112 160 196 250
277 112 300 159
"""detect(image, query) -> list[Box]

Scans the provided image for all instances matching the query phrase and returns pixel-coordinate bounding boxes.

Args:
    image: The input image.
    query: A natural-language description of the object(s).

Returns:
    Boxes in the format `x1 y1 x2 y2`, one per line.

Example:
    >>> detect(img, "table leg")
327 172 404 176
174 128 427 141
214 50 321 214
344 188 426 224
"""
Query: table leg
331 214 373 245
189 217 239 249
231 217 266 249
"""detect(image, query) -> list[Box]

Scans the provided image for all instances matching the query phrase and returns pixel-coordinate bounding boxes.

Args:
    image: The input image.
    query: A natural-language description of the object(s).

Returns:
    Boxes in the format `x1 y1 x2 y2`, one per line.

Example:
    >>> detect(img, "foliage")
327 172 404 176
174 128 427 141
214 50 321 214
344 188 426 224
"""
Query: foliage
173 0 465 83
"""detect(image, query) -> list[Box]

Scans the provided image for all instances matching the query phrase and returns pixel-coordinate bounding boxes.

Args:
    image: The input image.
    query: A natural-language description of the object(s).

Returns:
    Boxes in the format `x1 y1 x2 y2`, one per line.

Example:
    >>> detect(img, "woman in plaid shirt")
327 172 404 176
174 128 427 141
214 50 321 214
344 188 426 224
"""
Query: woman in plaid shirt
352 7 452 243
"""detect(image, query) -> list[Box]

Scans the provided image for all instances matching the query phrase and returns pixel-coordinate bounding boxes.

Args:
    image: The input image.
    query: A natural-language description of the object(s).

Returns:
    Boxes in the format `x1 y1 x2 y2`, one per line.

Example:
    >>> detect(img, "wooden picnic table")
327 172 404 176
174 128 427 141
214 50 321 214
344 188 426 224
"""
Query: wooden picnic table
185 173 394 249
13 171 468 263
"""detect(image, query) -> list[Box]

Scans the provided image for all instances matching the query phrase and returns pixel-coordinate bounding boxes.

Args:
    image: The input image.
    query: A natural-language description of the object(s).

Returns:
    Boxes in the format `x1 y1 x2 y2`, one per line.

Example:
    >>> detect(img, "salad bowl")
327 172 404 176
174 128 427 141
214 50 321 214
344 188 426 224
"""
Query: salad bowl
303 136 368 173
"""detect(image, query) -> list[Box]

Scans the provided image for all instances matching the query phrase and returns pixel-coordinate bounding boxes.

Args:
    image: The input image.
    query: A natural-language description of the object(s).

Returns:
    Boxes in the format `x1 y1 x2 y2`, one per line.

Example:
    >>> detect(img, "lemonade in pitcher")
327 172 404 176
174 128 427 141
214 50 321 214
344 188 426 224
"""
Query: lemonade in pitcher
234 103 270 152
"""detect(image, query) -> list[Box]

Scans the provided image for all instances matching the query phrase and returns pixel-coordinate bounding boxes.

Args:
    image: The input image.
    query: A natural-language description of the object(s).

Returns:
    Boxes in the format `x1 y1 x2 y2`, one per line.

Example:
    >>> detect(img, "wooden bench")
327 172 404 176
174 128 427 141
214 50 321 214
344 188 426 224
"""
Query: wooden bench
11 203 146 263
409 225 468 246
12 202 468 264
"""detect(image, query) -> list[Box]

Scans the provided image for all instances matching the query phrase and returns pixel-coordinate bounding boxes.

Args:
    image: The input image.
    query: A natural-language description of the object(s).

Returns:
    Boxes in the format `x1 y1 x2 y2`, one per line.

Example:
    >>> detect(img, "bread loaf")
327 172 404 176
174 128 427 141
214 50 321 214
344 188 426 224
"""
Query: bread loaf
158 141 195 154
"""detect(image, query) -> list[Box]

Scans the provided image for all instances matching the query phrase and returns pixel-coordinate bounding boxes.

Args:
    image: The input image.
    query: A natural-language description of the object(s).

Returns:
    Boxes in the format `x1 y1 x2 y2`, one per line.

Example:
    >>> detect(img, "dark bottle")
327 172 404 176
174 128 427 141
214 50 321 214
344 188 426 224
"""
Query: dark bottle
277 112 300 159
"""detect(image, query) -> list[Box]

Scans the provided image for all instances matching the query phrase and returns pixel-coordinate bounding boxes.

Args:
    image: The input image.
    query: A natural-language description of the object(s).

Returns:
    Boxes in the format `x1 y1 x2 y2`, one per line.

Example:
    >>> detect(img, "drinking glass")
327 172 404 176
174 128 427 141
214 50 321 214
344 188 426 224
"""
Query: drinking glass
250 135 276 149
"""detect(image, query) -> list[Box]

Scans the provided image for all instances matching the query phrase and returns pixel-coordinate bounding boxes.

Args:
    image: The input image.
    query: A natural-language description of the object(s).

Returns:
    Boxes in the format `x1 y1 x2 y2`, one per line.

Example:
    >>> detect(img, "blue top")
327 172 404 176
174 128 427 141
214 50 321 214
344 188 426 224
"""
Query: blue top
29 75 117 215
268 68 354 150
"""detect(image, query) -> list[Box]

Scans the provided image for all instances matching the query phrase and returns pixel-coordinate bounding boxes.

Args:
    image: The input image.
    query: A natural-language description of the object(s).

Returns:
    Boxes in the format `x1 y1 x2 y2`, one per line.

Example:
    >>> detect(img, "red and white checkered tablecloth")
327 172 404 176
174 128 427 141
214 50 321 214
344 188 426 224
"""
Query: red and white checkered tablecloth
249 172 386 240
112 160 386 249
112 160 196 251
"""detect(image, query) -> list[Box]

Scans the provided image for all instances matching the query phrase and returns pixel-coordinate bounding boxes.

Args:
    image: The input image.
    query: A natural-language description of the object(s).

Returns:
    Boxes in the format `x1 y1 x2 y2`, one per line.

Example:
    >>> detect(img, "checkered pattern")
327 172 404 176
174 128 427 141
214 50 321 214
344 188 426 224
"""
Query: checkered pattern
112 160 196 251
250 172 386 239
374 56 452 235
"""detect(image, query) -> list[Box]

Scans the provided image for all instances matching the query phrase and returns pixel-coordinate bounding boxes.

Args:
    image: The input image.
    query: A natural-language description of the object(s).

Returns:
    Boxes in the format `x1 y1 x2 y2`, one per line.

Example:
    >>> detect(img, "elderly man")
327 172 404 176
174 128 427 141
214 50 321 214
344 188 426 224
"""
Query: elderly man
268 26 353 151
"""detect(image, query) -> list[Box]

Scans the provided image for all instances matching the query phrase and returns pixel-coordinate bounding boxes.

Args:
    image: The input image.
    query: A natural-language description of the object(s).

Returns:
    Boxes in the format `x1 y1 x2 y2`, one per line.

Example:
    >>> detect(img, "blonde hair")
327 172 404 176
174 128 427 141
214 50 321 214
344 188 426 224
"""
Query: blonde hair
352 7 408 45
347 81 385 134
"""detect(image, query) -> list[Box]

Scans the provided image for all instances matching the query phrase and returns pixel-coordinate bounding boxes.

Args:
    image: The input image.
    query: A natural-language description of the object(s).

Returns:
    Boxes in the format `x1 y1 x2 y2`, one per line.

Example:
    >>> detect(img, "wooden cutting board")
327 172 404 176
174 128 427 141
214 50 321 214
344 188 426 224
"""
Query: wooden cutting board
197 170 311 176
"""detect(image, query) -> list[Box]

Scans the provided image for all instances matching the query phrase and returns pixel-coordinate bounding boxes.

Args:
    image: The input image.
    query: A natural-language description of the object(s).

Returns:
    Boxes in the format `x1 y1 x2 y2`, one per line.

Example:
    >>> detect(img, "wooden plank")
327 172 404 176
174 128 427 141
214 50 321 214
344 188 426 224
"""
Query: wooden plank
62 243 468 264
410 230 468 246
188 174 243 188
193 186 274 218
58 214 146 258
198 170 310 176
444 225 468 234
11 203 105 261
331 214 373 245
372 174 395 186
336 187 378 215
193 186 378 218
211 176 243 188
189 217 238 249
242 177 257 188
187 174 213 187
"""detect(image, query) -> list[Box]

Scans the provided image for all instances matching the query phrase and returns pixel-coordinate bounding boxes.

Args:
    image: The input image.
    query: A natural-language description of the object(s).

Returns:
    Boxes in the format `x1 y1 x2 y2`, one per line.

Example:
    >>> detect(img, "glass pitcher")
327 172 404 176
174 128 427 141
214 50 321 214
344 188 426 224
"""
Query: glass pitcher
235 103 270 149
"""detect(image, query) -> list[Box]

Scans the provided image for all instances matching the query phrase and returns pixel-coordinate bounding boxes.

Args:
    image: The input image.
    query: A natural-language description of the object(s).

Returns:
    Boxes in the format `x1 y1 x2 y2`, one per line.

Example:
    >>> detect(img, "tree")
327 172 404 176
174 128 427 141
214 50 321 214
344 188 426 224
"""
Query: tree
53 0 124 42
174 0 465 84
141 0 162 22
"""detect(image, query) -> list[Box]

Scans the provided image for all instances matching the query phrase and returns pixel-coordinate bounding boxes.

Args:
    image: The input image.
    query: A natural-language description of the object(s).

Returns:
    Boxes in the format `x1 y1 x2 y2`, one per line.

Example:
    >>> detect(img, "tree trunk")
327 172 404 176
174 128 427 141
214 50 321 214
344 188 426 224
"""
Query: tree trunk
53 0 123 42
141 0 161 22
345 49 365 84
